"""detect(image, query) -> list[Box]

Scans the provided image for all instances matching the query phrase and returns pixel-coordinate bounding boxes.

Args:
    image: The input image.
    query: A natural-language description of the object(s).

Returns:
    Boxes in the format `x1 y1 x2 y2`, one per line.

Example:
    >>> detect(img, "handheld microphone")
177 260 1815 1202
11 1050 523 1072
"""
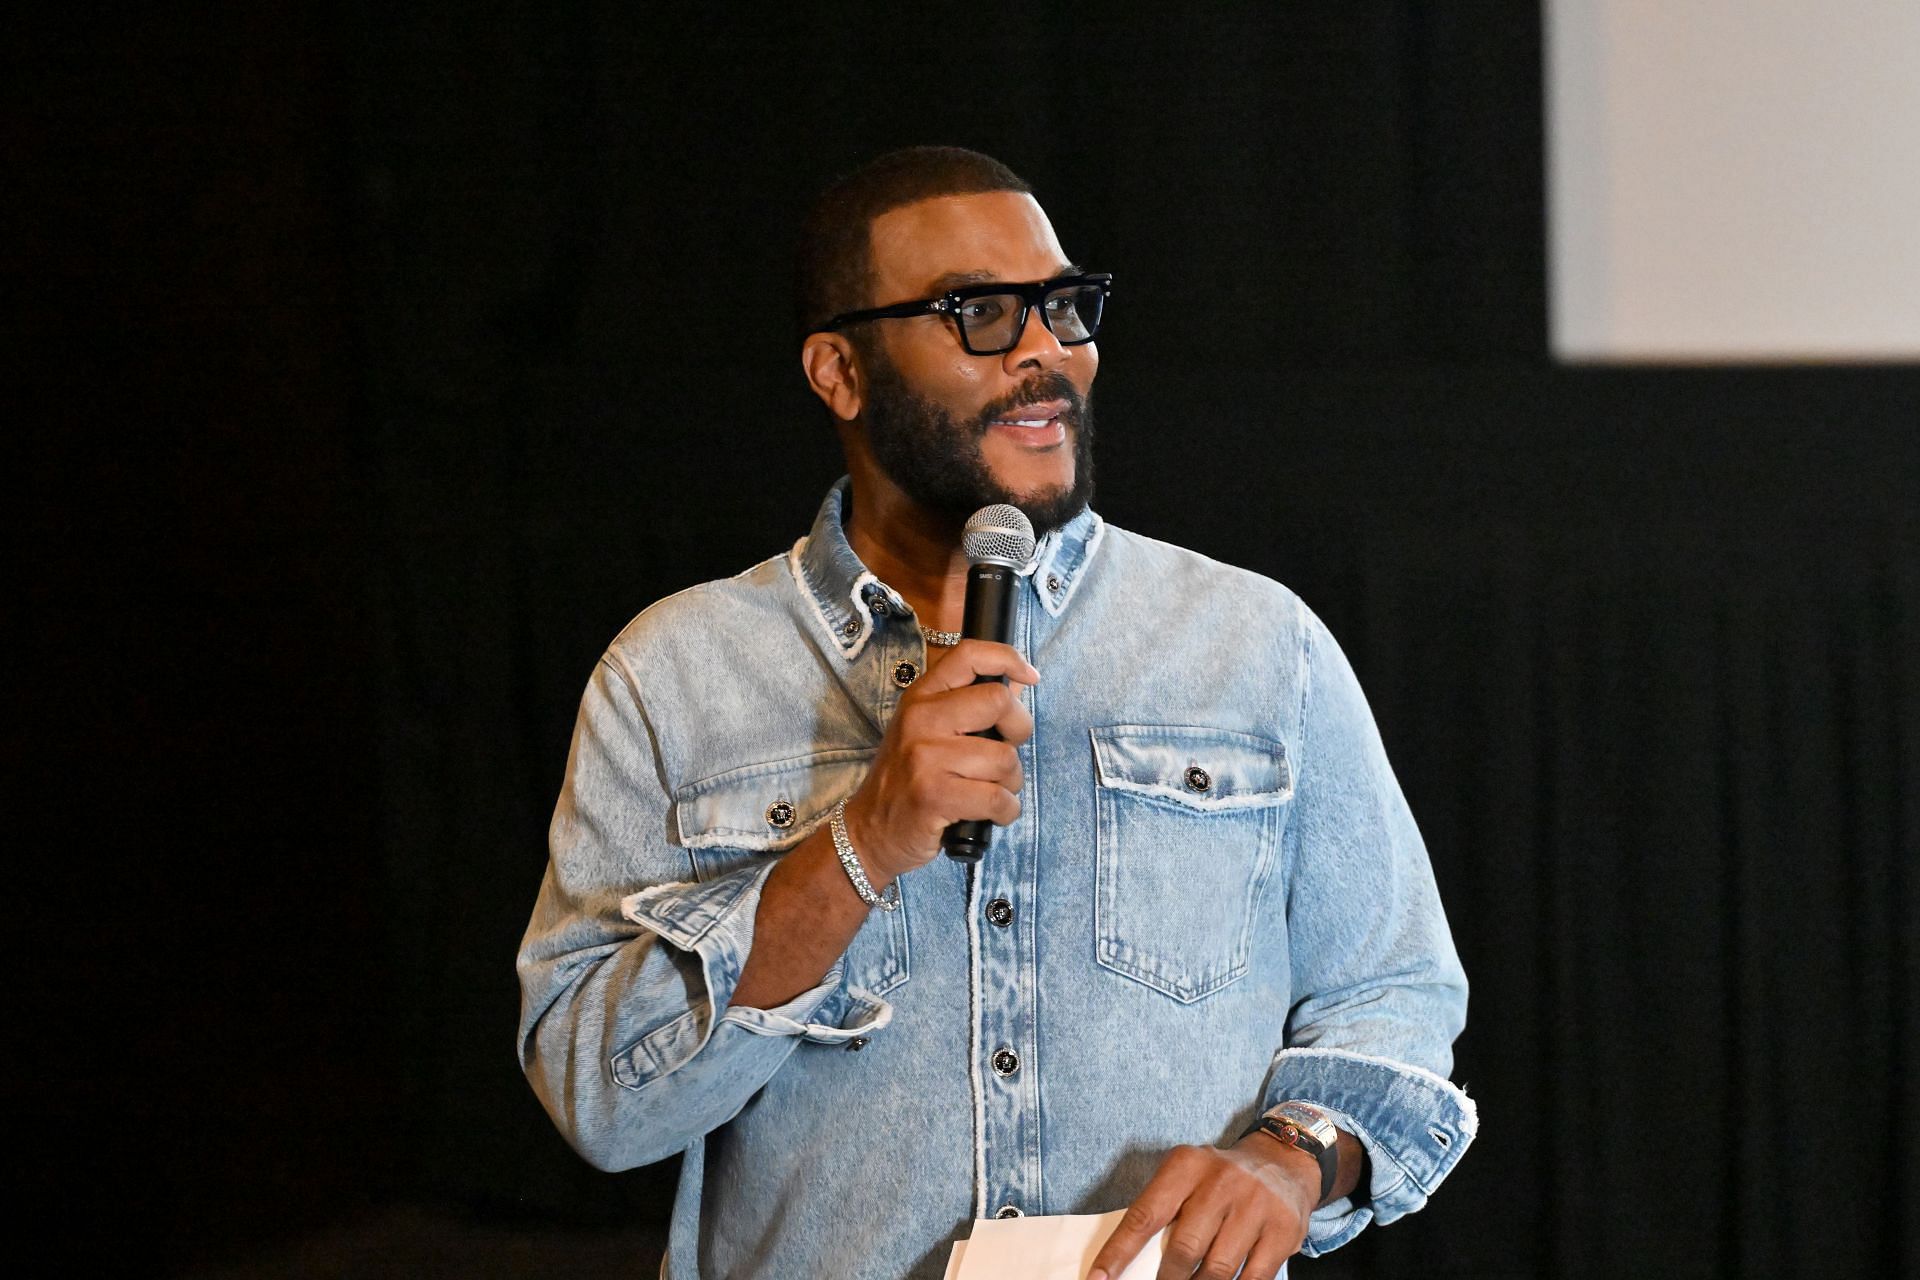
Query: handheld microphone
942 504 1037 862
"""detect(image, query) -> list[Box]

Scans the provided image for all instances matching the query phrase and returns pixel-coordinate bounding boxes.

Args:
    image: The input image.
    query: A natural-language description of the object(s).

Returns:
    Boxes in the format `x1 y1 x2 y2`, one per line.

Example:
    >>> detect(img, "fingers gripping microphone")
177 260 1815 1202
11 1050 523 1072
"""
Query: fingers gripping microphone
942 504 1037 862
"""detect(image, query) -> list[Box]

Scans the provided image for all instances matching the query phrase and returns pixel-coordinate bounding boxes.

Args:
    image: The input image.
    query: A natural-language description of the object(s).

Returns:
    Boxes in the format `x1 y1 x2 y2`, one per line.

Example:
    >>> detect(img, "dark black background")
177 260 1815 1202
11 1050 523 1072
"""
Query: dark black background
12 5 1916 1277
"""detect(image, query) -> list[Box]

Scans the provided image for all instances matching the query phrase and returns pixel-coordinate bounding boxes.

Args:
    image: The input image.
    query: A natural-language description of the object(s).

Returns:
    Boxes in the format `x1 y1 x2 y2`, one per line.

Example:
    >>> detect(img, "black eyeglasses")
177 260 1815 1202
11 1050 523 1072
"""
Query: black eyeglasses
813 273 1112 356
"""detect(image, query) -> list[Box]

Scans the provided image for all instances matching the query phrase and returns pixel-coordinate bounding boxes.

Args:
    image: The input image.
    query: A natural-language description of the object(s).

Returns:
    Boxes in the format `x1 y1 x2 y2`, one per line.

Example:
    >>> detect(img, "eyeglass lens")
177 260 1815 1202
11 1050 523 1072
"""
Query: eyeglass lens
957 282 1105 353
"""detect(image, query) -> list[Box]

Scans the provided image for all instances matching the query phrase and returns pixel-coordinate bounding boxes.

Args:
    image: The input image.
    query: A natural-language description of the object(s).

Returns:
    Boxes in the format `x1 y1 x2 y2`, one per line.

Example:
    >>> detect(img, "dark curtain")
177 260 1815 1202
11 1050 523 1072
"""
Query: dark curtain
18 4 1914 1276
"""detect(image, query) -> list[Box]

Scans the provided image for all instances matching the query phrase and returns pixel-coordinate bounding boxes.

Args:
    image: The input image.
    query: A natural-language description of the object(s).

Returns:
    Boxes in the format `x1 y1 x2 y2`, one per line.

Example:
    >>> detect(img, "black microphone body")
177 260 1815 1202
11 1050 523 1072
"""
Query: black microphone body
941 560 1019 862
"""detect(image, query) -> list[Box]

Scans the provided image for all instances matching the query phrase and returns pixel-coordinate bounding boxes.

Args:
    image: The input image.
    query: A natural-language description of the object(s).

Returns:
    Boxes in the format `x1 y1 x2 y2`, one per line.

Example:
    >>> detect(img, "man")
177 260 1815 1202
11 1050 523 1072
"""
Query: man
518 146 1474 1280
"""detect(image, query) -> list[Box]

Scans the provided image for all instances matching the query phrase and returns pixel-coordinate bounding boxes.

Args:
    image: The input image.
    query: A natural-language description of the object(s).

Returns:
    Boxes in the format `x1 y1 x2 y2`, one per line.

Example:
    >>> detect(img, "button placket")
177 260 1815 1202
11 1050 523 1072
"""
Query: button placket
974 592 1040 1223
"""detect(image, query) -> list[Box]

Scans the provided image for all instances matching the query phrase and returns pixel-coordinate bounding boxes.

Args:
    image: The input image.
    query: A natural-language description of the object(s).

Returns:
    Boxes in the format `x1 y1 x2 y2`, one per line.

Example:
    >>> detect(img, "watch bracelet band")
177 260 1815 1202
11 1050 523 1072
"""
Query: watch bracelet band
830 799 899 912
1241 1103 1339 1205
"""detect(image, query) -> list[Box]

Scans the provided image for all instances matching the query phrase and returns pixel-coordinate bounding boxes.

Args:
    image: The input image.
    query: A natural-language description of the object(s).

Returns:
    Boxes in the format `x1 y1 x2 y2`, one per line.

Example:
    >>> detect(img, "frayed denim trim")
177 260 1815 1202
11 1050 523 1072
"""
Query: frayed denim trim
788 537 880 661
1031 510 1105 618
622 862 770 952
1273 1045 1480 1145
718 966 893 1043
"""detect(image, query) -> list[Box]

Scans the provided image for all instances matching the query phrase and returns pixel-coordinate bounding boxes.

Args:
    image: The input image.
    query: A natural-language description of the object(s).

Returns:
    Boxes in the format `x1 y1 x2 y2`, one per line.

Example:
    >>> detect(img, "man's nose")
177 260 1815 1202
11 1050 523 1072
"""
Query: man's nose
1000 303 1072 374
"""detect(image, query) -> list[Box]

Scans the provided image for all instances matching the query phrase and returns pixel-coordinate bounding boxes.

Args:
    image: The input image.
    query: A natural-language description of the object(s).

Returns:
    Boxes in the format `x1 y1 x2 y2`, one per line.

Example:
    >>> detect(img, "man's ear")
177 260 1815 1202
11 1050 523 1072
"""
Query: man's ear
800 333 863 423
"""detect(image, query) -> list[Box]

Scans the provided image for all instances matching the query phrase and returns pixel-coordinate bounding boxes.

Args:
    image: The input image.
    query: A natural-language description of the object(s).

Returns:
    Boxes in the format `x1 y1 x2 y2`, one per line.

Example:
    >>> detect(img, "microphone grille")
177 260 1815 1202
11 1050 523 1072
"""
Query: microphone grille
961 504 1037 567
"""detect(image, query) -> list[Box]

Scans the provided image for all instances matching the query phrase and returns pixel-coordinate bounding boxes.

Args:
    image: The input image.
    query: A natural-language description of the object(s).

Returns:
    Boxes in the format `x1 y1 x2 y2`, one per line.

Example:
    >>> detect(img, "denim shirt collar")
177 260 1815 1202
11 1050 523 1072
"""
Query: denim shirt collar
788 477 1106 661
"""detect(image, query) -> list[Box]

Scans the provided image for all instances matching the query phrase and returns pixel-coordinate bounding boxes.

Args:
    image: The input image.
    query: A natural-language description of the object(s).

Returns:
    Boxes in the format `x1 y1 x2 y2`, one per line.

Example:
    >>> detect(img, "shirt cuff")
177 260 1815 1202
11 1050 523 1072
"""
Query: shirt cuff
1263 1046 1479 1256
619 863 890 1073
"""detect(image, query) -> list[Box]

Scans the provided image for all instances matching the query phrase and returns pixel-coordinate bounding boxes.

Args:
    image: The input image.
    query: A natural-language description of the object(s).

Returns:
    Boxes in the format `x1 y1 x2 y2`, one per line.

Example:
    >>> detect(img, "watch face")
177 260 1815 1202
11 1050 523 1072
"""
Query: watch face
1273 1102 1336 1146
1266 1102 1340 1205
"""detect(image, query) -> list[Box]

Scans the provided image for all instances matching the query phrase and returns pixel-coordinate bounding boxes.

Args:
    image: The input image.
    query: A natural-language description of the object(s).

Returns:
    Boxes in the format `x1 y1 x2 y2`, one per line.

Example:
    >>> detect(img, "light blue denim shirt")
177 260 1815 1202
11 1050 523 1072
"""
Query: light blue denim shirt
518 480 1475 1279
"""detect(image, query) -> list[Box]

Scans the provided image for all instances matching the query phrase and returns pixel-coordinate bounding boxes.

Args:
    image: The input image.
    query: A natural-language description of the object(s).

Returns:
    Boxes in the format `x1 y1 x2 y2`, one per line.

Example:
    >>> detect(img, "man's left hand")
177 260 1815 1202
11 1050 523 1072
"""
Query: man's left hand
1086 1139 1318 1280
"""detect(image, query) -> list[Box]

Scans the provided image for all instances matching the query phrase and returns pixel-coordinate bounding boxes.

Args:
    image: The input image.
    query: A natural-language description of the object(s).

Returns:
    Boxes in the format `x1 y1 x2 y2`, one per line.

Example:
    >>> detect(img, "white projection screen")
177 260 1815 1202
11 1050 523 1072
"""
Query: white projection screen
1547 0 1920 362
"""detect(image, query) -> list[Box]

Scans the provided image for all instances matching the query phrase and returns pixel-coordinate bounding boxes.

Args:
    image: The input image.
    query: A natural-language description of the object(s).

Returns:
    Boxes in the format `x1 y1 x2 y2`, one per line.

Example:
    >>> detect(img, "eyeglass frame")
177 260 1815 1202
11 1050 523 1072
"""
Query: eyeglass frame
809 272 1113 356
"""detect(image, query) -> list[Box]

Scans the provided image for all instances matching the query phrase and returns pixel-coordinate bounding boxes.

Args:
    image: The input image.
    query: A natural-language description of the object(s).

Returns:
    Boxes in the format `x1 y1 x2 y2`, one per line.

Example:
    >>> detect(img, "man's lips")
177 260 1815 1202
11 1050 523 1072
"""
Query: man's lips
986 398 1072 428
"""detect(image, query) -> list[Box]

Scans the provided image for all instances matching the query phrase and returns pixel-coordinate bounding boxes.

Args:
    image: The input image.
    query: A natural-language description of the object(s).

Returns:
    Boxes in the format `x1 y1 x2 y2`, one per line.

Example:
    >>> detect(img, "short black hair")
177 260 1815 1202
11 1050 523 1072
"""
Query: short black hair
795 146 1032 341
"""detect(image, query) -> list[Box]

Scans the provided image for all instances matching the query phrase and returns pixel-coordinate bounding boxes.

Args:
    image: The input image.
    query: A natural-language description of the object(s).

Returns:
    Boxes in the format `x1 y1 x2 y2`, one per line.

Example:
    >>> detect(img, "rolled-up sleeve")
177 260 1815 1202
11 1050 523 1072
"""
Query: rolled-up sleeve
1271 614 1477 1255
516 655 887 1172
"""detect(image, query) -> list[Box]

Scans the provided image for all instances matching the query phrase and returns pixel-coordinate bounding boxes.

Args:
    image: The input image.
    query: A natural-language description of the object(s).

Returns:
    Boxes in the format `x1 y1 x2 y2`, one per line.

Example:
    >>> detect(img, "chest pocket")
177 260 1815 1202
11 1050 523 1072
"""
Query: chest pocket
1092 725 1292 1004
673 747 908 998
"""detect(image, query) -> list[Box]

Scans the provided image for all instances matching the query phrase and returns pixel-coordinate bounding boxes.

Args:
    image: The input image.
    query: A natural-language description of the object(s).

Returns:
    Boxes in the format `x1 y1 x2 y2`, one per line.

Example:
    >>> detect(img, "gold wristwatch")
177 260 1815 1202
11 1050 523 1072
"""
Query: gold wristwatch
1244 1100 1339 1205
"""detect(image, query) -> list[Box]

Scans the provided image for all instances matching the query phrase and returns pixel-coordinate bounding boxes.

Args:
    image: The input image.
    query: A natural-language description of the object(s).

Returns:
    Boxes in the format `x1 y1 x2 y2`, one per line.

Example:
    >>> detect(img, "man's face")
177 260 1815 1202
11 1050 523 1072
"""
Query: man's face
856 191 1100 535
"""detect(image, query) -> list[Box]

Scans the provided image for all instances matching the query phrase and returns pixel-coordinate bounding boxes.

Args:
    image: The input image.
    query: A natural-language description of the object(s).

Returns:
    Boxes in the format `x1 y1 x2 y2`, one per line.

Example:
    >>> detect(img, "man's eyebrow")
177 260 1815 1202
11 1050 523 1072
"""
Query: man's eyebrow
922 263 1083 294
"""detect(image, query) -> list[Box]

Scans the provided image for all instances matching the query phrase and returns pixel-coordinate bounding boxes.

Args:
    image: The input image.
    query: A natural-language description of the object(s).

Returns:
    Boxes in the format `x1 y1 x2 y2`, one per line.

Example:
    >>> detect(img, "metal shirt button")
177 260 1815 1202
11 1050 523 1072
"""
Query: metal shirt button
847 1036 868 1052
1046 574 1063 592
841 619 860 638
765 800 796 829
991 1048 1019 1076
986 898 1013 927
892 660 919 688
995 1205 1023 1219
1184 765 1212 793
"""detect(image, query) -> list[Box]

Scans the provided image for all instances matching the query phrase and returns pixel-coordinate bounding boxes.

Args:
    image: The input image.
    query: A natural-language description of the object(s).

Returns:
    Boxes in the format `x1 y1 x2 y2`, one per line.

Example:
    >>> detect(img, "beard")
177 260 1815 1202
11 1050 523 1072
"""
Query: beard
858 348 1096 539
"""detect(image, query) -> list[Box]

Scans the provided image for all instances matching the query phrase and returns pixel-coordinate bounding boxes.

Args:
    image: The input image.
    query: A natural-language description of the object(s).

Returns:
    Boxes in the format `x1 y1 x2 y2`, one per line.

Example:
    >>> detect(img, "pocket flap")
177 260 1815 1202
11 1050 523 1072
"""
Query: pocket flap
674 747 875 851
1091 724 1292 811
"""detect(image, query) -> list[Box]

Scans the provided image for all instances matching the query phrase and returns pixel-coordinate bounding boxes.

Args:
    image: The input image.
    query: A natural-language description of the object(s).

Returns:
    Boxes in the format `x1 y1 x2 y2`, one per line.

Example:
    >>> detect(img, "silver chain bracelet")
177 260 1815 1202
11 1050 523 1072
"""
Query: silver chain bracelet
830 799 899 912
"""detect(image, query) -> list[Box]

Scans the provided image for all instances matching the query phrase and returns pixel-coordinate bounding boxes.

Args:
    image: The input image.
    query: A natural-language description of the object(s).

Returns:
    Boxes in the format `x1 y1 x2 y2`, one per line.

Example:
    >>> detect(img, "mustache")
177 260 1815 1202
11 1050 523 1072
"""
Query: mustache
974 373 1088 433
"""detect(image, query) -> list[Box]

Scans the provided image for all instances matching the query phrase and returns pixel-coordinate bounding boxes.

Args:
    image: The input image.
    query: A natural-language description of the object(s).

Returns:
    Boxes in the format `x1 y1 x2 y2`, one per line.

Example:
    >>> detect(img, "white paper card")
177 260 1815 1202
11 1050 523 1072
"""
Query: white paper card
945 1210 1164 1279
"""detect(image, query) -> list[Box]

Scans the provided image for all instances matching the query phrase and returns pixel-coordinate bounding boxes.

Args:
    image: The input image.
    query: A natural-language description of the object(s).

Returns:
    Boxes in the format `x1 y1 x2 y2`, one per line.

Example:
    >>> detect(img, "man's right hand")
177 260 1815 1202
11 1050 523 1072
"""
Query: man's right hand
841 640 1039 885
